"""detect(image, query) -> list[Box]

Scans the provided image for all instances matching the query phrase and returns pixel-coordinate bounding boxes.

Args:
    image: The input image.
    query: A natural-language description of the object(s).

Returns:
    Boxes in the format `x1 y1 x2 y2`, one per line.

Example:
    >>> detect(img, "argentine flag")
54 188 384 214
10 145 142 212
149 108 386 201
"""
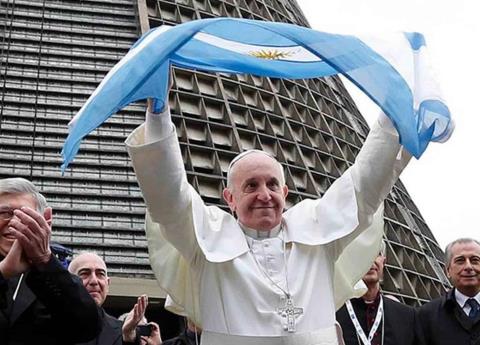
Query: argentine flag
62 18 453 171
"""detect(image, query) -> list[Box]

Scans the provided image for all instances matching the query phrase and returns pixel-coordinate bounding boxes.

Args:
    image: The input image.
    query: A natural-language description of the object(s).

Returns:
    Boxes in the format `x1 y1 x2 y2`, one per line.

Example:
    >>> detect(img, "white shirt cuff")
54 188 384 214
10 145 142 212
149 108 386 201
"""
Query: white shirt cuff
145 106 175 143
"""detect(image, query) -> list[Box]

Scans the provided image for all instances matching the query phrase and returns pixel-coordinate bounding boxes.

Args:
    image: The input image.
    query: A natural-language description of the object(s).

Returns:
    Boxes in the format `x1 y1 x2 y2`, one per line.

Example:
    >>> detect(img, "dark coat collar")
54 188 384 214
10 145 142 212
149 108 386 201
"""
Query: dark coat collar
443 288 480 331
9 273 36 325
443 288 457 311
99 309 123 345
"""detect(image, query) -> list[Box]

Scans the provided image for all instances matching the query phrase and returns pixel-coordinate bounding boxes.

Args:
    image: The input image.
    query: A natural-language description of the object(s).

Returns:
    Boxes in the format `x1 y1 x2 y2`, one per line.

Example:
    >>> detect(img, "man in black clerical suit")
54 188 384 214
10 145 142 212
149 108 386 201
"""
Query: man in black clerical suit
0 177 101 345
336 242 416 345
69 252 124 345
69 252 162 345
417 238 480 345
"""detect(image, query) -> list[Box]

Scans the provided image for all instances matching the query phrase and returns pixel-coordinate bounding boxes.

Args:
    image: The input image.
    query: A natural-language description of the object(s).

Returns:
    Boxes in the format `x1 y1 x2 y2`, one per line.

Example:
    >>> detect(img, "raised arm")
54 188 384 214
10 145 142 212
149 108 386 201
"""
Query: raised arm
350 112 411 219
125 99 202 262
127 106 190 224
329 112 412 258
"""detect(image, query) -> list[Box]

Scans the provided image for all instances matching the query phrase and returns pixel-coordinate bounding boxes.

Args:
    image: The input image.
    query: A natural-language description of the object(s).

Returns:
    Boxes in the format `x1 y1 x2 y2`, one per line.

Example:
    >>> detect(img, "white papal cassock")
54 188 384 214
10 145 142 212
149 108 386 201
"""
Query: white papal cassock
125 108 411 345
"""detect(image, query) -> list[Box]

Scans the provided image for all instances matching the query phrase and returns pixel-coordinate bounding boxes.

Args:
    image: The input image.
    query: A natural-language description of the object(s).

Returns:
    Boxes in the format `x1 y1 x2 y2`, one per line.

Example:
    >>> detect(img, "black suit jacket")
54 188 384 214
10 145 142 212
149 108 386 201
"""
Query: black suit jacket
417 289 480 345
162 328 201 345
0 255 101 345
77 309 123 345
336 294 417 345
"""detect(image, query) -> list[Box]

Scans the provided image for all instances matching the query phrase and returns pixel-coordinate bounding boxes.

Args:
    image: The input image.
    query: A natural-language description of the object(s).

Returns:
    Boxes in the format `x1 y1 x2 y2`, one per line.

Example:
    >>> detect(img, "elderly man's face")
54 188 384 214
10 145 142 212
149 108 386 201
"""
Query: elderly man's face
0 193 37 256
363 254 386 286
447 241 480 296
223 153 288 231
70 253 110 306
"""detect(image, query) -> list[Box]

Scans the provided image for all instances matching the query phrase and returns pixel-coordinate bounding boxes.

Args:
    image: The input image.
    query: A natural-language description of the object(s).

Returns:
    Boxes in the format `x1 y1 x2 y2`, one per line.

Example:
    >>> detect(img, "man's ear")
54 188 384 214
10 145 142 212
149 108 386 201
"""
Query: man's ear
222 188 235 212
381 255 387 266
43 207 53 227
282 185 288 199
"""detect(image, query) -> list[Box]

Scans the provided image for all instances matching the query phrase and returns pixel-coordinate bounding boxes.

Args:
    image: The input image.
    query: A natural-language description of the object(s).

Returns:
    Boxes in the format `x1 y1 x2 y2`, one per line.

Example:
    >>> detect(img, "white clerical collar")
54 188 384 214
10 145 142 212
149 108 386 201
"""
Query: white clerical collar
240 222 282 240
455 289 480 308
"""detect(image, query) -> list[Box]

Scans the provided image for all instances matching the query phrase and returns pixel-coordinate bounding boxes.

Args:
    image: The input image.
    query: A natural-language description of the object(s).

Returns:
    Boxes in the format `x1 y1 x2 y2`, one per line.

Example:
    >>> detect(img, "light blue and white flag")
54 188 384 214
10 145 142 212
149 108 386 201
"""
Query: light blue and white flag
62 18 453 171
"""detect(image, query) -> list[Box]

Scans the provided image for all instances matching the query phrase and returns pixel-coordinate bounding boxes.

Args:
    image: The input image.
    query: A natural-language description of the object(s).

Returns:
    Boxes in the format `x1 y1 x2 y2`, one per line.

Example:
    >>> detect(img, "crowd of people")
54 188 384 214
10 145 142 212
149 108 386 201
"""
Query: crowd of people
1 177 478 345
0 85 476 345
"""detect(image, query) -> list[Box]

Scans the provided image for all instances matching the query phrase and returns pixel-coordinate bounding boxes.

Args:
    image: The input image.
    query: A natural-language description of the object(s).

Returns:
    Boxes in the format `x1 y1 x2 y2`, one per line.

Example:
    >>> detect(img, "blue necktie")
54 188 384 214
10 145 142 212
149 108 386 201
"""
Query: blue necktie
467 298 480 319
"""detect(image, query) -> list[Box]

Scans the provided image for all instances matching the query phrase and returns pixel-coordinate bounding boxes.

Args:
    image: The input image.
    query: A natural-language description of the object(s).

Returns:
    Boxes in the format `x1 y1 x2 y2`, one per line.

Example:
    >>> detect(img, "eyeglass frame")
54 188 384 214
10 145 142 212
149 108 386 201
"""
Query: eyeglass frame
0 208 16 221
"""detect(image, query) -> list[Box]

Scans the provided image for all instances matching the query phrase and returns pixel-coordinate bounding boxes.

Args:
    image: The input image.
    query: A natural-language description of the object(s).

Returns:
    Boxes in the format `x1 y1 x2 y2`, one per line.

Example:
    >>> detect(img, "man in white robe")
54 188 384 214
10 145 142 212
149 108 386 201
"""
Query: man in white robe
125 95 411 344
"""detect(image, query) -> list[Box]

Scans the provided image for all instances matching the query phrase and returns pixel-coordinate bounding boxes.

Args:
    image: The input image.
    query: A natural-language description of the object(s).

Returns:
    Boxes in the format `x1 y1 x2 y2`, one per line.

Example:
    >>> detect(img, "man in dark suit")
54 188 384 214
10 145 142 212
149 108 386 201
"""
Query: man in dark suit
162 318 201 345
417 238 480 345
336 242 417 345
0 177 101 345
69 252 162 345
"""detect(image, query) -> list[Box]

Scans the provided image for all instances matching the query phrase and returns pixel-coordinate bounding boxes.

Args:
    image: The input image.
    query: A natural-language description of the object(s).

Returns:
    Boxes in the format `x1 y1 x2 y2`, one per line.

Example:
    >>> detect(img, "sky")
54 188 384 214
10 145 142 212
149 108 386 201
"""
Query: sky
296 0 480 248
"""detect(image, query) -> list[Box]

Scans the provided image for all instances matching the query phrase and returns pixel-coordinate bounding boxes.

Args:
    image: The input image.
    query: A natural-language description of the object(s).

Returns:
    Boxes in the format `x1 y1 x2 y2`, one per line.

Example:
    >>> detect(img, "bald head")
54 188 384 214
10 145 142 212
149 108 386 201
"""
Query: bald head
69 252 106 274
69 252 110 306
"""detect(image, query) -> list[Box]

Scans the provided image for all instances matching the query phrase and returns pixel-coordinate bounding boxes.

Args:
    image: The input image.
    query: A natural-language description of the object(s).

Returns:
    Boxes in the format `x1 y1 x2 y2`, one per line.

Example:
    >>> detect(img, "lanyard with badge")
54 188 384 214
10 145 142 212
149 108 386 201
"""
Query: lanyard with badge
345 295 384 345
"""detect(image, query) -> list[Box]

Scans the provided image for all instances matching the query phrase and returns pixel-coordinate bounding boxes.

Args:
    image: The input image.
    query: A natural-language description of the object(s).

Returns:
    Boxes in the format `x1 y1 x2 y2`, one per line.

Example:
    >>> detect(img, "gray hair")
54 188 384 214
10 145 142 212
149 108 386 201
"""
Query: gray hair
0 177 48 213
226 149 286 189
379 240 387 257
445 238 480 268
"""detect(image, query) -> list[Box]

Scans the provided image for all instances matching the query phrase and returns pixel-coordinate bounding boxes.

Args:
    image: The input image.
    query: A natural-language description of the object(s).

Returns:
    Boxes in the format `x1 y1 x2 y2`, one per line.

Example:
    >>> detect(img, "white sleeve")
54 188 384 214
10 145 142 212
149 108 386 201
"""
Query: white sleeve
125 108 201 262
331 112 412 258
145 107 175 143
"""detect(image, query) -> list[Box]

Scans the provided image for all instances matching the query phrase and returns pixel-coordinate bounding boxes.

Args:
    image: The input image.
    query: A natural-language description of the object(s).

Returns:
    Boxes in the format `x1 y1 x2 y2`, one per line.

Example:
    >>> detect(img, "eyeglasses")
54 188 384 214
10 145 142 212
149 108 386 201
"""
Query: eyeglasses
0 209 15 221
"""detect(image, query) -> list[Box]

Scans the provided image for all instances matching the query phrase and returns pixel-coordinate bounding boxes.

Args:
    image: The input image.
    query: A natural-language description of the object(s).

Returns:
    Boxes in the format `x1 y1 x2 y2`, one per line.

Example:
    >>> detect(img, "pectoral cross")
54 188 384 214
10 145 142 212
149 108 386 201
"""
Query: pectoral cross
277 295 303 333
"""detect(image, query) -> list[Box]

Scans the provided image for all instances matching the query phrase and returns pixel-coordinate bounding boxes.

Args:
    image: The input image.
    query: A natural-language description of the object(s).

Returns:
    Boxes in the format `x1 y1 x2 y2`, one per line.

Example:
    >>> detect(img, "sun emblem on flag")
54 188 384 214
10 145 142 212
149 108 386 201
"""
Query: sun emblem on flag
248 49 295 60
